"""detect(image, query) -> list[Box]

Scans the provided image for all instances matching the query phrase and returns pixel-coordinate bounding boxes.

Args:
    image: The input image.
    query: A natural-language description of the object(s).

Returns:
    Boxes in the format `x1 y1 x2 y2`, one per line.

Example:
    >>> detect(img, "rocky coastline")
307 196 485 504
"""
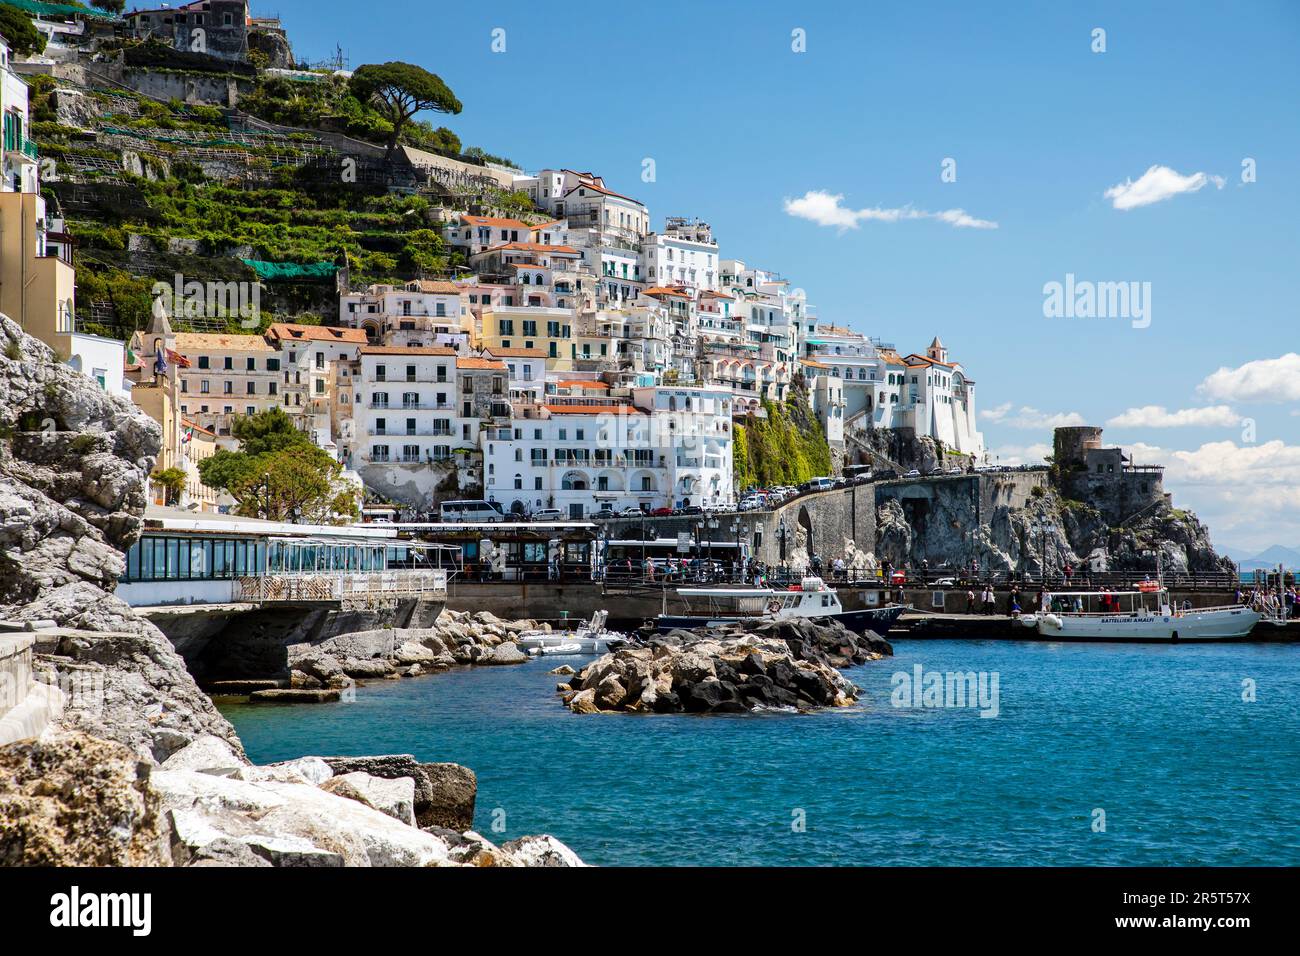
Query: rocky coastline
204 609 540 703
0 319 582 867
559 617 892 714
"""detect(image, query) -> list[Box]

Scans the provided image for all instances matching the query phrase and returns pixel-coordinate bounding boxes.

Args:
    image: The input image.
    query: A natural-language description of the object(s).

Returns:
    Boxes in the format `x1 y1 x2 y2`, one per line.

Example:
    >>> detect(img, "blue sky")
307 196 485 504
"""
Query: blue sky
262 0 1300 552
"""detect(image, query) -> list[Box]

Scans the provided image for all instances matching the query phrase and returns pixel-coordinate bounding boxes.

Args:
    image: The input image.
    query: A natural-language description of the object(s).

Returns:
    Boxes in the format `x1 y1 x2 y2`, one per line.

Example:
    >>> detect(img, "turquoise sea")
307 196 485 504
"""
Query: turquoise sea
219 639 1300 866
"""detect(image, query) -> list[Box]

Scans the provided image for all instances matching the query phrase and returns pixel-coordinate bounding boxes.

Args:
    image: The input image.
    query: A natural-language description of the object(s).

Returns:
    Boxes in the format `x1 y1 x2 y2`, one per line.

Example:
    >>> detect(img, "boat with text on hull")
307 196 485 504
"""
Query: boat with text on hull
656 576 906 634
1018 585 1260 642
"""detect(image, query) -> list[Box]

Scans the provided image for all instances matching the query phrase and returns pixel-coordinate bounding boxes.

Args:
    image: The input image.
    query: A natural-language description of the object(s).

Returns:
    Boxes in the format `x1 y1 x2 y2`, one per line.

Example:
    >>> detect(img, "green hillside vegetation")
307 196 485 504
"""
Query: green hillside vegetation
733 381 833 490
22 53 525 341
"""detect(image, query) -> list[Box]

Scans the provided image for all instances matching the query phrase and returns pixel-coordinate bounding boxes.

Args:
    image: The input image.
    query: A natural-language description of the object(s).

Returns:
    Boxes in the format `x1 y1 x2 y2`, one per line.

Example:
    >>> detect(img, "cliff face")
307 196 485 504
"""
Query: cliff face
873 483 1230 577
0 318 585 867
0 316 158 604
0 315 243 760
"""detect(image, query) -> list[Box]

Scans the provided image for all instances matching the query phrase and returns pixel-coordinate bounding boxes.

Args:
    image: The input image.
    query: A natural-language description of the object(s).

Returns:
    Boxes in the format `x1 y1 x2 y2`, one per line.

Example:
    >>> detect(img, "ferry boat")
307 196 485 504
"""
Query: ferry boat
656 576 907 634
1018 586 1260 642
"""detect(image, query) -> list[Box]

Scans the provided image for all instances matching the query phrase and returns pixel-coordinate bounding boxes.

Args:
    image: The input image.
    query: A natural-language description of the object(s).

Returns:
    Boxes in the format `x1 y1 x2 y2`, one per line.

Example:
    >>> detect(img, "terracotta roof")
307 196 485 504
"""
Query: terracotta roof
456 357 507 370
800 358 831 370
482 347 550 359
544 404 643 415
173 333 274 352
267 323 368 344
530 219 566 230
181 419 217 437
360 346 457 356
563 180 645 206
556 380 610 389
405 280 462 295
643 286 691 299
699 290 733 299
459 215 533 230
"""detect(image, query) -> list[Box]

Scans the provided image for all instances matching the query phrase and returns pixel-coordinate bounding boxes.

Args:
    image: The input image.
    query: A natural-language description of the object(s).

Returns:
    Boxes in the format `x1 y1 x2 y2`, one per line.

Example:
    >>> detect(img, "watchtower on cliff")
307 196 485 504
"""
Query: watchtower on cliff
1052 425 1167 524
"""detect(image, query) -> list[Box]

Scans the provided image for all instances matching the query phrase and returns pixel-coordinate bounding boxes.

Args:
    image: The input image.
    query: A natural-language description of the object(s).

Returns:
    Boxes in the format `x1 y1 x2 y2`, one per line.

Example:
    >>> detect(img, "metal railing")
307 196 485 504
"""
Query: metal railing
235 569 449 603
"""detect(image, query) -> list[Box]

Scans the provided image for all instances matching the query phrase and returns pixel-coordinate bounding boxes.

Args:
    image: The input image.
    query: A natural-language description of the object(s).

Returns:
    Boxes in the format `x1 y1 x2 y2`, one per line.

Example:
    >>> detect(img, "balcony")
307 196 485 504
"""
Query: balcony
368 427 453 437
2 129 37 163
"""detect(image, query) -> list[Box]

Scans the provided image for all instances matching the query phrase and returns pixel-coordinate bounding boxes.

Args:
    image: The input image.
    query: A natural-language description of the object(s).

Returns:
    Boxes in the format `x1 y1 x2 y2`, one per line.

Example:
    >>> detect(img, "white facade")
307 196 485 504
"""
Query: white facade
643 218 719 291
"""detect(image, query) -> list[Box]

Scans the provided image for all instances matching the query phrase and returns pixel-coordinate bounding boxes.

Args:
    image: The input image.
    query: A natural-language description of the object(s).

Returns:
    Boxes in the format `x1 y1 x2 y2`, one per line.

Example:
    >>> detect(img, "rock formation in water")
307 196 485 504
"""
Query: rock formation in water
0 317 584 867
560 617 892 714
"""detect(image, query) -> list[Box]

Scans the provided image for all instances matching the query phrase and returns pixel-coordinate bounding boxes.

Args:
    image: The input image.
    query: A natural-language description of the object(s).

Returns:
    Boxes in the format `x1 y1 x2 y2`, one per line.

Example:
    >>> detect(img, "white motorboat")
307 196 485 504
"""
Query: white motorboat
516 611 631 656
1018 586 1259 642
658 576 907 634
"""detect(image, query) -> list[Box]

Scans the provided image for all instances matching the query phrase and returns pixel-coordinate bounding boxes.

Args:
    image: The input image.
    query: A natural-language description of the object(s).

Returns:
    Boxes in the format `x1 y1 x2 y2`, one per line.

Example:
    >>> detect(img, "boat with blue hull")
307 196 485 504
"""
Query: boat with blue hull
656 577 906 635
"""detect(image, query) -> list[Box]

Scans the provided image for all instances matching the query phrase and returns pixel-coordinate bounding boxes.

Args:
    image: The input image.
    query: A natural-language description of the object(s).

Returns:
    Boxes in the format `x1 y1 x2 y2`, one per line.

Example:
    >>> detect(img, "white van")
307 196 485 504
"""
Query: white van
807 477 835 492
439 500 504 523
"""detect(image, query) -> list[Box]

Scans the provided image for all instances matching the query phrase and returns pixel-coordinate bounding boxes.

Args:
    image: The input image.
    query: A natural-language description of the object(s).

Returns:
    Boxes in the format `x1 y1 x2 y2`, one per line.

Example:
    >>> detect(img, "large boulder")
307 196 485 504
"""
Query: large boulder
417 762 477 831
321 772 417 826
0 732 168 866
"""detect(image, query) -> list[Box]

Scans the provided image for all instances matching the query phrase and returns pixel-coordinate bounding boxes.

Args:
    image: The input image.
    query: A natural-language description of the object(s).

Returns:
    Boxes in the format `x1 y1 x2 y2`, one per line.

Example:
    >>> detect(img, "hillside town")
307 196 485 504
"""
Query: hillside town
0 3 986 520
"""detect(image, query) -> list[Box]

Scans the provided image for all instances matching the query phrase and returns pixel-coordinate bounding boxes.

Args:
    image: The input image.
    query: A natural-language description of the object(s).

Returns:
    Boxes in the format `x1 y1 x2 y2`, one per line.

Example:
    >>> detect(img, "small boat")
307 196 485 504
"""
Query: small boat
1018 588 1260 642
516 611 631 656
657 576 906 634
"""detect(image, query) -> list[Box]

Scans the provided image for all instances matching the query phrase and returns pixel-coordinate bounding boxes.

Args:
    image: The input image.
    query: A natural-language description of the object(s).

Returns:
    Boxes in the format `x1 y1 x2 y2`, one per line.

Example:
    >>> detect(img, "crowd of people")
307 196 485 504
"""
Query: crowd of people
1237 585 1298 618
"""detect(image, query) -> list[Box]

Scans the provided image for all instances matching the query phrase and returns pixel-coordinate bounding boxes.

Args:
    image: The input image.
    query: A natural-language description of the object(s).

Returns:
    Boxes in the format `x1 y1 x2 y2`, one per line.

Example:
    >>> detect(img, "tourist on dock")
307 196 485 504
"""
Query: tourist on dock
644 557 655 582
1010 590 1022 615
966 588 976 613
833 556 846 580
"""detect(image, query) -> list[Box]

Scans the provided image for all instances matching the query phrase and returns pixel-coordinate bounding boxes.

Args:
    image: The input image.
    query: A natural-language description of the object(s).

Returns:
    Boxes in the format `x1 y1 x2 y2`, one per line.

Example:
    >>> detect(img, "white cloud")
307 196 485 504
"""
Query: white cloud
979 402 1013 422
1104 164 1226 210
1105 405 1240 428
1198 353 1300 404
981 405 1084 429
783 190 998 231
1124 439 1300 551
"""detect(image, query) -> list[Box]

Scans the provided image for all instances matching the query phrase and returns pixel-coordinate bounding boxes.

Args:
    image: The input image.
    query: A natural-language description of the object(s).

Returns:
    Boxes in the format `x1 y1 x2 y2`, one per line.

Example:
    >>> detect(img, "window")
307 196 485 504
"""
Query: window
246 357 256 371
224 382 233 395
406 364 417 382
373 391 389 408
197 356 210 369
224 357 233 371
371 445 390 462
246 382 256 395
376 364 387 381
267 358 280 371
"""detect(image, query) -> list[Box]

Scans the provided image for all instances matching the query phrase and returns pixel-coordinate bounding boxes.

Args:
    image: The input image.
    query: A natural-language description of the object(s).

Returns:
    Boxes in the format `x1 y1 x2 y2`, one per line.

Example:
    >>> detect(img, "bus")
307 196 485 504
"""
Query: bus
602 537 750 581
439 500 505 523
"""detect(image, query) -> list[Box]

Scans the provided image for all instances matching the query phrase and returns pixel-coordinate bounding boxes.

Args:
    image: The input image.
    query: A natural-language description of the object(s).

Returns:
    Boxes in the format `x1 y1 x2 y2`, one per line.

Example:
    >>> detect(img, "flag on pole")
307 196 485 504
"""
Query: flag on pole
166 348 192 369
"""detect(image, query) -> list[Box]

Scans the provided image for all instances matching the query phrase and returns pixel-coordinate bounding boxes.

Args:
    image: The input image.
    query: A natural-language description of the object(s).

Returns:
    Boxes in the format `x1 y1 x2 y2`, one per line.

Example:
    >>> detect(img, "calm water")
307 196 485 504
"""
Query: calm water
219 639 1300 866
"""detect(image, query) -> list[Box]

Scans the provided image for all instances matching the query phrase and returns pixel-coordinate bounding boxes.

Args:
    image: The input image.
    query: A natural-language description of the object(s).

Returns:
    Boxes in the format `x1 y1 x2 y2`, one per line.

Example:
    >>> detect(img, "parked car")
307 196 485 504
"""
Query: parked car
876 468 899 480
832 477 848 489
650 506 675 517
904 469 921 478
592 508 618 520
676 505 703 516
619 506 645 517
530 508 565 522
850 473 872 485
738 496 763 511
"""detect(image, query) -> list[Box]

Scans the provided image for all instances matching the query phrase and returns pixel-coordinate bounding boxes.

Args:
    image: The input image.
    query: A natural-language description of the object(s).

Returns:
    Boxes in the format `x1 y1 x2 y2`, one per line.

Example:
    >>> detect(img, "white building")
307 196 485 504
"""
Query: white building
339 280 472 350
643 217 719 291
805 330 984 456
